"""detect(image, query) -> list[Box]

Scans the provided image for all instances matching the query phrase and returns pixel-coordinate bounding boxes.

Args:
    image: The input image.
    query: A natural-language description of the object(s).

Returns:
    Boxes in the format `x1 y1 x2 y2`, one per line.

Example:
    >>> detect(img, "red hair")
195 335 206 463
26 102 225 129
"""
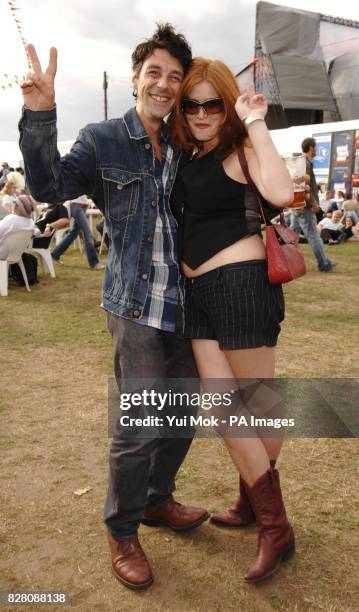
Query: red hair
170 57 247 156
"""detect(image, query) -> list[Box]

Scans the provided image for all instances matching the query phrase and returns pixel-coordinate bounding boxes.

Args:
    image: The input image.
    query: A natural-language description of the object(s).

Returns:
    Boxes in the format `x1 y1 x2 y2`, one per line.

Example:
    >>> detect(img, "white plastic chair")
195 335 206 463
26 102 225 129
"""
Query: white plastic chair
54 227 67 246
0 229 34 296
99 219 108 255
27 230 56 278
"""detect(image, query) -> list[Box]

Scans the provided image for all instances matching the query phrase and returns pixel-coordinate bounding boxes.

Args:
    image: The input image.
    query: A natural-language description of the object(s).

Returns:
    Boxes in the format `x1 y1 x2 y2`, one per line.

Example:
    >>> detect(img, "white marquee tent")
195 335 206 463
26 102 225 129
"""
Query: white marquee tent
1 120 358 167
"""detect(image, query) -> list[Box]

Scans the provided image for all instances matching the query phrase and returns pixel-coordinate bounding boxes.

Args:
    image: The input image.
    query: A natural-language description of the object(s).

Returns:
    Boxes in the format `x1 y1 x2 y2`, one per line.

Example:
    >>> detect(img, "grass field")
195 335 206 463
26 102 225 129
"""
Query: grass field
0 242 358 612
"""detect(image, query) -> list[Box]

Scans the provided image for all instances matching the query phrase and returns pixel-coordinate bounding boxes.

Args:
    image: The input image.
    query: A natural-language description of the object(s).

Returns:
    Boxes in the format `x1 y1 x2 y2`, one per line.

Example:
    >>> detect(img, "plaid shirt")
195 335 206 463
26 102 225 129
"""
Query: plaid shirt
137 144 179 332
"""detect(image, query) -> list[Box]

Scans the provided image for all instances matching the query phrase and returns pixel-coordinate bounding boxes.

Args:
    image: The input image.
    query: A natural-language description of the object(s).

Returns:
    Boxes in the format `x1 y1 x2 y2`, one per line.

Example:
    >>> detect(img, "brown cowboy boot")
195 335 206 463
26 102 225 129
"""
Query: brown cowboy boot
210 476 255 526
210 460 276 527
245 468 295 583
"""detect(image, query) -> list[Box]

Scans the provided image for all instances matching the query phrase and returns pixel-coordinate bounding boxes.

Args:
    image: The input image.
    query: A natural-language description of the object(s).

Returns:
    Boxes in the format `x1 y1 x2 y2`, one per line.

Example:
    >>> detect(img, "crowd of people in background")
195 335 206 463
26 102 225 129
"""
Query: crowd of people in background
317 188 359 243
1 150 358 289
0 161 106 283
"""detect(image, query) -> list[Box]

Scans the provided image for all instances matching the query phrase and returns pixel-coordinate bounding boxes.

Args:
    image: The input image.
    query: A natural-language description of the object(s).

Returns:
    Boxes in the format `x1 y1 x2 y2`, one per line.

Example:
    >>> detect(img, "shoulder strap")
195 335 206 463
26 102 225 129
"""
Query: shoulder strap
237 145 280 227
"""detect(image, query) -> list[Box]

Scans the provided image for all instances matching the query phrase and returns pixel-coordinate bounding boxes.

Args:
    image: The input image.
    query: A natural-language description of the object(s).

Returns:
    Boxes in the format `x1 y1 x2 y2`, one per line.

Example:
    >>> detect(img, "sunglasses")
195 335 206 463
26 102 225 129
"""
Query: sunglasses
181 97 224 115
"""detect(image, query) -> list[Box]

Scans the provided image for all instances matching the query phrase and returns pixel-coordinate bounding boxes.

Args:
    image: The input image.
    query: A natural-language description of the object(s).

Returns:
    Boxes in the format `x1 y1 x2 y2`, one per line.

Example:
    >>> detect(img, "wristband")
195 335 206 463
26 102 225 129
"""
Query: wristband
243 112 265 128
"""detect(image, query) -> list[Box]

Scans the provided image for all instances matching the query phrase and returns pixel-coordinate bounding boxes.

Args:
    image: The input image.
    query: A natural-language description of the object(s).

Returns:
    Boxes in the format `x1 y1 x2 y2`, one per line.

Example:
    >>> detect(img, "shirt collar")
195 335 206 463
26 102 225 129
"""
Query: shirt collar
123 107 170 144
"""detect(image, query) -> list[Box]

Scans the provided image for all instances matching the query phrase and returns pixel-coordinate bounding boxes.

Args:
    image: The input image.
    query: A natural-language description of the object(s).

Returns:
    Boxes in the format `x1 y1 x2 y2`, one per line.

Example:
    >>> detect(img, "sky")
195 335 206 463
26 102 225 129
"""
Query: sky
1 0 359 144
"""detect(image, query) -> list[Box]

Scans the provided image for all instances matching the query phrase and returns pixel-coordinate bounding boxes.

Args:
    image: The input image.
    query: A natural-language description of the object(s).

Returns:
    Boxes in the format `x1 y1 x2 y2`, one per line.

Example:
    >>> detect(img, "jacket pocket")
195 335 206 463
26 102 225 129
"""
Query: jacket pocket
102 168 142 222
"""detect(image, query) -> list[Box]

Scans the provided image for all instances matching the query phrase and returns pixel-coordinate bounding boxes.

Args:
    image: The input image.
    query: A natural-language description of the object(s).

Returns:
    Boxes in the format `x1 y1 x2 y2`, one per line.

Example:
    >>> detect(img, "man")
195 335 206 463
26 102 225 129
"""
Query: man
342 193 359 216
319 190 336 213
290 138 336 272
317 209 344 244
31 201 69 249
0 162 11 188
19 24 208 590
51 195 104 269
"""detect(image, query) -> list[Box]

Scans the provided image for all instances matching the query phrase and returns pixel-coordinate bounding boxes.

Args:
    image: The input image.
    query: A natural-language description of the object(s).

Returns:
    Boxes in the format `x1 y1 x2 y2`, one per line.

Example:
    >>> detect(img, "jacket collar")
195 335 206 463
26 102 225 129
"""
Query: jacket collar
123 107 170 144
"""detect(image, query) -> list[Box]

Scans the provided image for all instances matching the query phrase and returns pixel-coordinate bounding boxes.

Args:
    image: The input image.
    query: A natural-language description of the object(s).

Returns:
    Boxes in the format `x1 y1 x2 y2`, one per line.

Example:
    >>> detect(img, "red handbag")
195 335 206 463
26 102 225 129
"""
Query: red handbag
238 146 306 284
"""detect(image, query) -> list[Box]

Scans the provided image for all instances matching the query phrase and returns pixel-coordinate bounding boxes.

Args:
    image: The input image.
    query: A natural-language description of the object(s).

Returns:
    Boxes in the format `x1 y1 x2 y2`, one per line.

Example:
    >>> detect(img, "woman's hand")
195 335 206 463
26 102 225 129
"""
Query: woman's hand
235 93 268 121
20 44 57 111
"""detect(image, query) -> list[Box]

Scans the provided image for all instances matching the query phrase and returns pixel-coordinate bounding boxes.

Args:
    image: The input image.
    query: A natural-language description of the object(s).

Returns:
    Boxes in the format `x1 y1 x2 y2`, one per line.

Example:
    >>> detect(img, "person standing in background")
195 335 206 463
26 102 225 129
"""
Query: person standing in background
290 138 336 272
51 195 104 269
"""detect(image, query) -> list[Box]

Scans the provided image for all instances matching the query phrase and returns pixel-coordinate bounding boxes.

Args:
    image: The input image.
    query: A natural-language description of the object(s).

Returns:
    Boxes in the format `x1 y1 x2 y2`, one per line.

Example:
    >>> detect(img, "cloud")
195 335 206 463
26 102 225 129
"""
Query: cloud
1 0 257 141
2 0 358 144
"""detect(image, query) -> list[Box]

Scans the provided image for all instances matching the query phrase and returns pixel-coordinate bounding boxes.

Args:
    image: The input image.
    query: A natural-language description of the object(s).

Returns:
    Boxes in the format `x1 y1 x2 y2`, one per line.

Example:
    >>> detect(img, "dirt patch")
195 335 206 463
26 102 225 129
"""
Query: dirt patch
1 247 358 611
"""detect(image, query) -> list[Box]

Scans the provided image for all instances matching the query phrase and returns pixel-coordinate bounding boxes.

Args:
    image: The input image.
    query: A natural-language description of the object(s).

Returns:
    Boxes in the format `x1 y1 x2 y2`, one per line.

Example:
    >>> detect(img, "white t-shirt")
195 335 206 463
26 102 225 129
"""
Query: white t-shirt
0 214 35 259
319 217 343 231
319 197 336 213
0 214 35 240
0 203 8 220
1 194 16 213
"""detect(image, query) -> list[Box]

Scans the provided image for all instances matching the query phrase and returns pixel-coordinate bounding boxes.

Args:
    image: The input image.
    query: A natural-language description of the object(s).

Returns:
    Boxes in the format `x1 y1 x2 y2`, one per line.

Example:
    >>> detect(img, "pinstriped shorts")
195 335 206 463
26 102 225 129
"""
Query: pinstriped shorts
183 260 285 350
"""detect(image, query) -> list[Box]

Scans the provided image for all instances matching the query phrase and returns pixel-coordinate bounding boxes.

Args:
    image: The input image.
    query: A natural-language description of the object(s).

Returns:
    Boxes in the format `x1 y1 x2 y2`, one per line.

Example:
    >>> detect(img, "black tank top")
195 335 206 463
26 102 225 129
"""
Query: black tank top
172 148 262 269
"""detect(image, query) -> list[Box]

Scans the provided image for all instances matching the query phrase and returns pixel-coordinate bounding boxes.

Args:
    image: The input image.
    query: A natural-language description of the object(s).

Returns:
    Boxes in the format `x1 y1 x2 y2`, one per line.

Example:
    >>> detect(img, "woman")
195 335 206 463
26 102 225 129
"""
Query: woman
171 58 294 582
0 180 18 214
342 215 356 241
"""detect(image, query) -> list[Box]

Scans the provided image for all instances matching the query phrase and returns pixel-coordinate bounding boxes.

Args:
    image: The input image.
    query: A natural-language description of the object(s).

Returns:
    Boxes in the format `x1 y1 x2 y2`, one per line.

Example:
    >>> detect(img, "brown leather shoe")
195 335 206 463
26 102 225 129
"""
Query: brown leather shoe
210 476 256 527
244 468 295 583
108 532 153 590
142 500 209 531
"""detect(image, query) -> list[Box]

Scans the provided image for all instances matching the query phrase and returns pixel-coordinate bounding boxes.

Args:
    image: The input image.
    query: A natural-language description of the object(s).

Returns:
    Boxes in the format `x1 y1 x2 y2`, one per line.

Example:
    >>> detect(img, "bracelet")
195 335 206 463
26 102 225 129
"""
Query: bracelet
243 112 265 128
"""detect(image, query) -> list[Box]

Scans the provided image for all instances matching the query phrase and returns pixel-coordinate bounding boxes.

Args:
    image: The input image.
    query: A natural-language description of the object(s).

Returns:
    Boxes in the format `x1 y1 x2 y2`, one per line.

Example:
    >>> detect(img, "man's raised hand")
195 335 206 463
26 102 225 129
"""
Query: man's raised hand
20 44 57 111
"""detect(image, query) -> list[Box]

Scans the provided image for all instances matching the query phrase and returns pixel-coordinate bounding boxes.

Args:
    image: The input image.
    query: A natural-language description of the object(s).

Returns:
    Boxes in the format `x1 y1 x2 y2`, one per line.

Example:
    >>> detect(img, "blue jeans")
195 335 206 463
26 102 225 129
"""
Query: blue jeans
51 204 99 267
290 208 332 271
104 309 198 540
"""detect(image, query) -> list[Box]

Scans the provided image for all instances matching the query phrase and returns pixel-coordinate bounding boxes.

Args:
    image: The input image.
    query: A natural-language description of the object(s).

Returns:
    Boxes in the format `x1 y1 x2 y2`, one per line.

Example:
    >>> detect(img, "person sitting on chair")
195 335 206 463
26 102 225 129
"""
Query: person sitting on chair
0 195 35 258
32 202 69 248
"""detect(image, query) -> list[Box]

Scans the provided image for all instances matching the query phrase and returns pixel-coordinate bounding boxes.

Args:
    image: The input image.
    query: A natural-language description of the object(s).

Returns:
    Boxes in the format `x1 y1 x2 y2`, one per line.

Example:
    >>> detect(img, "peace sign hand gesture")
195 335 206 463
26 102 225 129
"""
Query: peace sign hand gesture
20 44 57 111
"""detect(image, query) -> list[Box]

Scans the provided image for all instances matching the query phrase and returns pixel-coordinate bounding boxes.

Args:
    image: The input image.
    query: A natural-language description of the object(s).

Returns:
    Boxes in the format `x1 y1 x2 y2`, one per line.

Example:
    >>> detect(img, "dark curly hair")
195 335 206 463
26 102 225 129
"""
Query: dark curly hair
131 23 192 77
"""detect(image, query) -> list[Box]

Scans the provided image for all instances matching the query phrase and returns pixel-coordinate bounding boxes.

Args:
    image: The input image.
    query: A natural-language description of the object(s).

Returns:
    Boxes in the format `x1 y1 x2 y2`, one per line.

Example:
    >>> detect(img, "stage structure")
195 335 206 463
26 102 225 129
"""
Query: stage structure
237 1 359 129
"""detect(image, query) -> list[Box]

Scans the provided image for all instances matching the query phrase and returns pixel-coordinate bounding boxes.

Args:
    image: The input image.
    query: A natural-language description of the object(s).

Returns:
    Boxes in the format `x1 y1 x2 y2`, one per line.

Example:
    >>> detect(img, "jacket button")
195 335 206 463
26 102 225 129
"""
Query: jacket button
141 273 148 280
144 143 151 150
116 184 124 190
151 200 157 207
147 236 153 243
133 309 141 318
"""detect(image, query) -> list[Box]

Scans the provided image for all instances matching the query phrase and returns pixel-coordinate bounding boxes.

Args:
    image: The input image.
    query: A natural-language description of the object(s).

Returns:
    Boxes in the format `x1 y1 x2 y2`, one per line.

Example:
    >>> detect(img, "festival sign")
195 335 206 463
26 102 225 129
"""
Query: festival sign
352 129 359 196
330 130 355 194
312 133 332 183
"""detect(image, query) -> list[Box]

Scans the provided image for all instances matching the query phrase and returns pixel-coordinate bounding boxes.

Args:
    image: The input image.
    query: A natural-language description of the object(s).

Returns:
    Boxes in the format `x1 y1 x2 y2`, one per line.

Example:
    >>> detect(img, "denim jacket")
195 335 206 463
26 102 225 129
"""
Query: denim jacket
19 107 182 319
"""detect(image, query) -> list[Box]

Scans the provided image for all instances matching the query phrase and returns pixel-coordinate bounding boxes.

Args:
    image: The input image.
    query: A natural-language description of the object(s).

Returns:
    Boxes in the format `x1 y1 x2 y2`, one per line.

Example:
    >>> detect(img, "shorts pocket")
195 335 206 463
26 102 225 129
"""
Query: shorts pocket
220 267 251 292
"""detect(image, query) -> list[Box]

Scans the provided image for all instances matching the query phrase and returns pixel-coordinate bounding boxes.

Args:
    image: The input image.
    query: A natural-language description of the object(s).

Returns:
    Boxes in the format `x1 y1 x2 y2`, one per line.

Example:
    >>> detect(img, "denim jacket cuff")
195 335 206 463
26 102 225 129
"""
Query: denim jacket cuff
21 106 57 124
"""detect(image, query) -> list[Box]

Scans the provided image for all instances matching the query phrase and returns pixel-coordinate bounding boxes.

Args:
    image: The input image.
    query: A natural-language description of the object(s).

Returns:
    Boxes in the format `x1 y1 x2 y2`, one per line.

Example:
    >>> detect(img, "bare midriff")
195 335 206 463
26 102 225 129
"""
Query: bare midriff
181 233 266 278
